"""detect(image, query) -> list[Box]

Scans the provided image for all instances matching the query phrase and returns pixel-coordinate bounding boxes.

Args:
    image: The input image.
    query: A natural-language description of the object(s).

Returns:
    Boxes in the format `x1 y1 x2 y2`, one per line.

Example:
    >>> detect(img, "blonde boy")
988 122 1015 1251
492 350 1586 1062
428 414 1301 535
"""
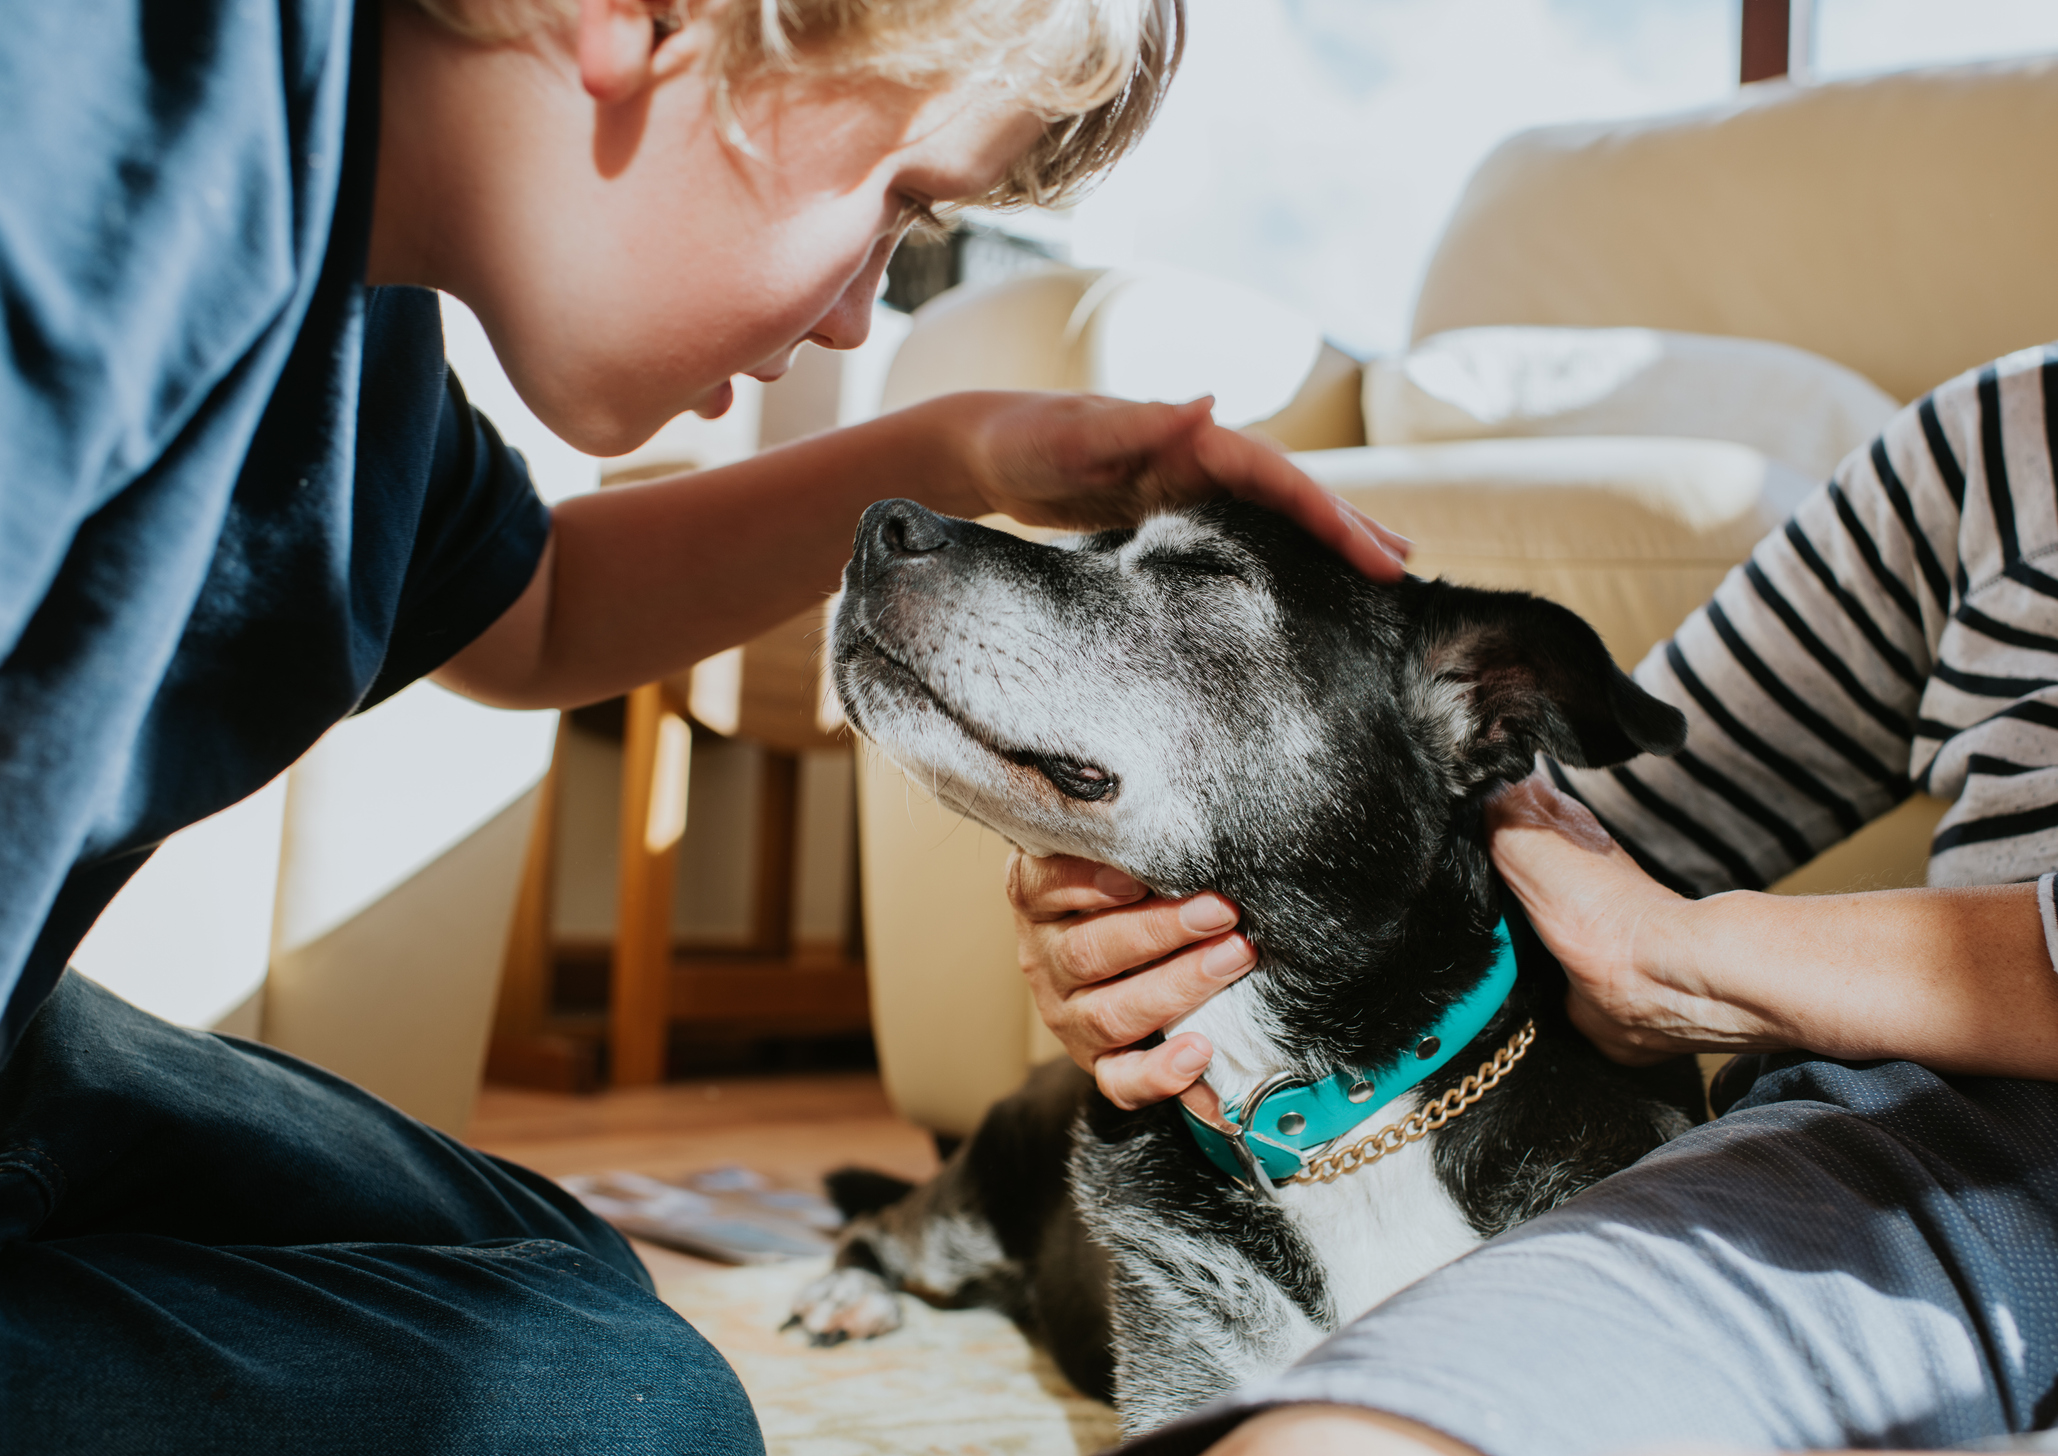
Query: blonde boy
0 0 1402 1450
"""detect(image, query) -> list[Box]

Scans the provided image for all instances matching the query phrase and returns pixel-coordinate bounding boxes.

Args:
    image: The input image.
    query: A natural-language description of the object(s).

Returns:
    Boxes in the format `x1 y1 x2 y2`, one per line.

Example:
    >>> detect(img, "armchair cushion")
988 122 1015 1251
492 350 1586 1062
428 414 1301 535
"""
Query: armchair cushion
1412 58 2058 403
1366 326 1899 480
1299 436 1810 671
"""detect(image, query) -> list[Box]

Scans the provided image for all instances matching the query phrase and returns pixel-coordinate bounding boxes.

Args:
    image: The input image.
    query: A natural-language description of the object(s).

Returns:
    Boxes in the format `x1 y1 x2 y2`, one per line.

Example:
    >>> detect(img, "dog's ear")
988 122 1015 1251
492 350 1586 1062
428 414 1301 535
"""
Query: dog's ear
1409 580 1687 786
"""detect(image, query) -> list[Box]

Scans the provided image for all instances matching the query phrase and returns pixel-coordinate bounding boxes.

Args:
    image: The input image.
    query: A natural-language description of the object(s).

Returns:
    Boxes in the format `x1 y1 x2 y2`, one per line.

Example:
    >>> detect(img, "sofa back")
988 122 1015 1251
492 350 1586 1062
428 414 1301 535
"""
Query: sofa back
1413 56 2058 402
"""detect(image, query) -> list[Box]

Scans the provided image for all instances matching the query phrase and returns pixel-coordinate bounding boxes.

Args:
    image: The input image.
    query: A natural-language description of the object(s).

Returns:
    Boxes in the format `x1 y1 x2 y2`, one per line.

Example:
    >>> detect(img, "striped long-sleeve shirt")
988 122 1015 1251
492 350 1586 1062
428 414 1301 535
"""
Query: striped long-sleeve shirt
1558 344 2058 928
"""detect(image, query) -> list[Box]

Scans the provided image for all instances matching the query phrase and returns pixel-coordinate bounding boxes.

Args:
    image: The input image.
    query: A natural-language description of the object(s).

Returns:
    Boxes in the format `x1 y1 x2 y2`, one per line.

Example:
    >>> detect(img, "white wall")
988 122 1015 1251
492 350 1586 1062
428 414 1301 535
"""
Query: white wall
71 777 289 1035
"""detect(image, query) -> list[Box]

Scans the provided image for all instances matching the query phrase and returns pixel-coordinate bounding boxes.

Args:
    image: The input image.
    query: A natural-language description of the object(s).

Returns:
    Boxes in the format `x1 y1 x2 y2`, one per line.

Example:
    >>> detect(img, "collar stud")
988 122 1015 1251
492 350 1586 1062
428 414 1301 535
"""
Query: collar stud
1346 1080 1374 1103
1276 1111 1306 1134
1415 1035 1441 1060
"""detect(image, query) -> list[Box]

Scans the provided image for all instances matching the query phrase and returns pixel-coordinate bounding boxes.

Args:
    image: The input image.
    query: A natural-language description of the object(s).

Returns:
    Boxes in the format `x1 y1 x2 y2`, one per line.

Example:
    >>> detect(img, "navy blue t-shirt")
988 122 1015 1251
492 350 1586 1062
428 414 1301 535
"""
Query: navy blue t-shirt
0 0 552 1062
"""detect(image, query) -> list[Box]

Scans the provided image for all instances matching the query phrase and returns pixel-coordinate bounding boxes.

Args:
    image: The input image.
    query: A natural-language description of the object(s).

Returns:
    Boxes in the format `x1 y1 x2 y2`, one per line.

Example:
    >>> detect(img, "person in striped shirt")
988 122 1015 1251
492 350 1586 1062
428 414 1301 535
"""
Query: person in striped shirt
1016 345 2058 1454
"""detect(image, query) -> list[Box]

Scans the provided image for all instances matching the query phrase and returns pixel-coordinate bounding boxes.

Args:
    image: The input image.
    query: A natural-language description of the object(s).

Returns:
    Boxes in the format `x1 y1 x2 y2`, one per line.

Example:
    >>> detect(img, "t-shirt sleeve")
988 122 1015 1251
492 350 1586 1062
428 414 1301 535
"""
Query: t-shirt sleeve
355 362 552 710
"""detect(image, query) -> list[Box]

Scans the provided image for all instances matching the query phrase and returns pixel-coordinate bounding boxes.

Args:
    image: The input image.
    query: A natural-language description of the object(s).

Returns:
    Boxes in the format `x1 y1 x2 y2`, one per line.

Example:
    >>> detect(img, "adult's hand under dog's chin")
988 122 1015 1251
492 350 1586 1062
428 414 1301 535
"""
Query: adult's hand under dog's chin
1485 774 1713 1067
1007 849 1257 1110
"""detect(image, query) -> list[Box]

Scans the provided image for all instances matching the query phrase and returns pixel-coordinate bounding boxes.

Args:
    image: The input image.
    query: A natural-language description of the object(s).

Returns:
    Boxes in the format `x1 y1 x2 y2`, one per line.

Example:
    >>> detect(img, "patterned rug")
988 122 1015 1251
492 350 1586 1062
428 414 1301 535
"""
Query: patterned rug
655 1256 1122 1456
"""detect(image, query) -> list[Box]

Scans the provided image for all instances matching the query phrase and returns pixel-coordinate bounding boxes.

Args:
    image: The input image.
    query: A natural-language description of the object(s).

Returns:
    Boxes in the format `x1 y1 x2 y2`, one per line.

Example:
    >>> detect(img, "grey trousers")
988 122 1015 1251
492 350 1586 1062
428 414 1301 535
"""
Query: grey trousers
1122 1054 2058 1455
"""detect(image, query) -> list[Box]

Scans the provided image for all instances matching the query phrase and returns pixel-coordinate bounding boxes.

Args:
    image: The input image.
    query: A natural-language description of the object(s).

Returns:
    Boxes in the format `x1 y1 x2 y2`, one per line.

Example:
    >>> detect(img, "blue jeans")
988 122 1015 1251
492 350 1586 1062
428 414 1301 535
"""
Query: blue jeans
1124 1053 2058 1453
0 972 764 1455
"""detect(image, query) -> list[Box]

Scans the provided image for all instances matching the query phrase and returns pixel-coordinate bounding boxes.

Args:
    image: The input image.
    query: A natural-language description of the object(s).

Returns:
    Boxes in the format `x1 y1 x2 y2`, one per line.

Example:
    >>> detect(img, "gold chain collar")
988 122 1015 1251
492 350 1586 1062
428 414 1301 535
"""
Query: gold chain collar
1283 1019 1537 1187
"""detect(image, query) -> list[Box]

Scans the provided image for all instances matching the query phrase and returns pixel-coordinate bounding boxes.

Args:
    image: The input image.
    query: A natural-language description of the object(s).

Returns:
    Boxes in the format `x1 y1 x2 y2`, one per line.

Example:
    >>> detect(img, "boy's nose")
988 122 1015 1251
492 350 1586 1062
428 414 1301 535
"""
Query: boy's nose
808 235 896 352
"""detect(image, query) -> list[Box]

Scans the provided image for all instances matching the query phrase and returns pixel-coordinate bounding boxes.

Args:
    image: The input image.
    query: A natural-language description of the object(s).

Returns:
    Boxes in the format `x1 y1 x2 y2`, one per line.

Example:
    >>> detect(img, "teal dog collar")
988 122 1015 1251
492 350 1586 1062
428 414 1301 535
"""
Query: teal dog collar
1178 919 1520 1195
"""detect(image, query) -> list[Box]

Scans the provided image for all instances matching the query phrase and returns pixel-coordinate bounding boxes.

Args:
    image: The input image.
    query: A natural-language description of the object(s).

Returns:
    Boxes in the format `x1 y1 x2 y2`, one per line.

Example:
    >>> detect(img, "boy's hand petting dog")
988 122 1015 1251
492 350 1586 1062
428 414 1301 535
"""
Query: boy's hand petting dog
1007 851 1256 1110
924 391 1412 583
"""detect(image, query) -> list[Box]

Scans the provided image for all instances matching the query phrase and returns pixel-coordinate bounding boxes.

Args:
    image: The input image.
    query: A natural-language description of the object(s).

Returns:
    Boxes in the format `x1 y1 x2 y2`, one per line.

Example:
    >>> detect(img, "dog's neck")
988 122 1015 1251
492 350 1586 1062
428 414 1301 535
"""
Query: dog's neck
1165 823 1506 1113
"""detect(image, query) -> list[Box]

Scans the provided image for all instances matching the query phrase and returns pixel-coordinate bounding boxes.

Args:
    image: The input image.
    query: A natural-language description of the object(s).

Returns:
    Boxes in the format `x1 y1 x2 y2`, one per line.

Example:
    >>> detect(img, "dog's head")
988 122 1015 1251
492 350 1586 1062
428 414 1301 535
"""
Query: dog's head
833 498 1683 1072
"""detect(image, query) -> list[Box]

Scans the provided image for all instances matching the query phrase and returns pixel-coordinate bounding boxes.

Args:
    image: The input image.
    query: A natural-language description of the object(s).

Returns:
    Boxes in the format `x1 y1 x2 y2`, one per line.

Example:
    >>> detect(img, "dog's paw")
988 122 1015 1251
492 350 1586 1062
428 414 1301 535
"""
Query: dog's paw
787 1266 904 1346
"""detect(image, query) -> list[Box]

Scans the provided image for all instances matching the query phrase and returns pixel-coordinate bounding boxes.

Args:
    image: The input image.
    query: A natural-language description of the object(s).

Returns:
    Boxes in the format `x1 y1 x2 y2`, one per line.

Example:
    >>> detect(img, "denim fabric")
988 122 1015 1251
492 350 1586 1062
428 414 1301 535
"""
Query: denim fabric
0 973 764 1455
1122 1054 2058 1455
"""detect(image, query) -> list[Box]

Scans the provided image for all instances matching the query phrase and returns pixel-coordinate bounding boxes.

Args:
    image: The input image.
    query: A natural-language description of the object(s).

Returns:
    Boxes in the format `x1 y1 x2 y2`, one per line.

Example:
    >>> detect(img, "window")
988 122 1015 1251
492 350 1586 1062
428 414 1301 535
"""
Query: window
985 0 2058 360
1052 0 1737 357
1812 0 2058 81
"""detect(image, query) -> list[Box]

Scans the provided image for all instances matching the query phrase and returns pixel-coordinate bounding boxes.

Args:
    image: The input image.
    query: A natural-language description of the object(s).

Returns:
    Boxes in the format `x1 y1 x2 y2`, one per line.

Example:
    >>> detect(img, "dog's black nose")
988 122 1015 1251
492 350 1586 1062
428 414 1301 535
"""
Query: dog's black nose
864 499 954 561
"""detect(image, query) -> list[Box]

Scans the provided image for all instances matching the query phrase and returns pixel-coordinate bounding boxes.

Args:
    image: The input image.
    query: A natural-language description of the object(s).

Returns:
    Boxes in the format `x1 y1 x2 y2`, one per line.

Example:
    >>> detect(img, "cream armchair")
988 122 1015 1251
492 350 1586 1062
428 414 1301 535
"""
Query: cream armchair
859 56 2058 1137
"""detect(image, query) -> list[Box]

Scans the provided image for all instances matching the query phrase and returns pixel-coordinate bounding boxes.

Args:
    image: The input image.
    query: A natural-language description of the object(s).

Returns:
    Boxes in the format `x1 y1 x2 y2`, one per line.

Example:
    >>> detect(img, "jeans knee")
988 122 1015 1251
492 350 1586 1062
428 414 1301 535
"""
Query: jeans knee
441 1240 764 1455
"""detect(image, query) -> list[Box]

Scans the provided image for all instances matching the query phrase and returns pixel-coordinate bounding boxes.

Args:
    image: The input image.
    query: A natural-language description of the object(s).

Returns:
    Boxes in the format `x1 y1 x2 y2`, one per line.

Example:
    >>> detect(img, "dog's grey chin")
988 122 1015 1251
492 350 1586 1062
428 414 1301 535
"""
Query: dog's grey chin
840 638 1074 795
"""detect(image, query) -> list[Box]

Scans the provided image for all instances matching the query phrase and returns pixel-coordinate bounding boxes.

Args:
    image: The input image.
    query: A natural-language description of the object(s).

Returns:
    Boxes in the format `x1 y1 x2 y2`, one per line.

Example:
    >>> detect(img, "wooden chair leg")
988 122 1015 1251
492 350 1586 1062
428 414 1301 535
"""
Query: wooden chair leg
751 750 800 957
610 682 692 1086
485 719 603 1093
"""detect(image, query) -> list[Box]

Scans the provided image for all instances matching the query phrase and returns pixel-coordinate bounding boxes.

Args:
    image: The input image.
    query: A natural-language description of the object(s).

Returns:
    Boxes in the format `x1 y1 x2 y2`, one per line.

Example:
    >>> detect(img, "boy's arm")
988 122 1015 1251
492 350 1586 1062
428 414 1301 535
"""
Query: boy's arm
432 390 1407 710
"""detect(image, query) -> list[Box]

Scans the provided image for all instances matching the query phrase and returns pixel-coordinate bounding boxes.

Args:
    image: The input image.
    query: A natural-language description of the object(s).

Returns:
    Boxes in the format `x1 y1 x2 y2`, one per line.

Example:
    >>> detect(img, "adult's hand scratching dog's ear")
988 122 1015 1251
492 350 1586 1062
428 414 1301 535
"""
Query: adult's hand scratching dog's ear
1486 774 1736 1068
1007 850 1256 1110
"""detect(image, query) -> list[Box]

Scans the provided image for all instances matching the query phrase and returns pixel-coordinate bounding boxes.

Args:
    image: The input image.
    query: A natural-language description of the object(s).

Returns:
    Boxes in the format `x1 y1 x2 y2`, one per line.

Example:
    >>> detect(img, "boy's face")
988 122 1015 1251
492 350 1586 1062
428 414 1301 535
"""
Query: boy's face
667 78 1043 425
375 14 1042 457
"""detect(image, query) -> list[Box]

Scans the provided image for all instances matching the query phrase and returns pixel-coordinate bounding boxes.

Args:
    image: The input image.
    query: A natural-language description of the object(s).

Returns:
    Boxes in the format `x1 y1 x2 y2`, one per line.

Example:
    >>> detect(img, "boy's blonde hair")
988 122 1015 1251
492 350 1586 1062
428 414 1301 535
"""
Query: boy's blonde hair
410 0 1184 207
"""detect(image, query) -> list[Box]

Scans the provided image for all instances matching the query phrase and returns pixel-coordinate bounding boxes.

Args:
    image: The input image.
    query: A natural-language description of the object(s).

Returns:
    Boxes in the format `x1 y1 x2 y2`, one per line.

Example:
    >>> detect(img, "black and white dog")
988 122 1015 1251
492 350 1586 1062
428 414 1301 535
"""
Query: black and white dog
797 498 1703 1433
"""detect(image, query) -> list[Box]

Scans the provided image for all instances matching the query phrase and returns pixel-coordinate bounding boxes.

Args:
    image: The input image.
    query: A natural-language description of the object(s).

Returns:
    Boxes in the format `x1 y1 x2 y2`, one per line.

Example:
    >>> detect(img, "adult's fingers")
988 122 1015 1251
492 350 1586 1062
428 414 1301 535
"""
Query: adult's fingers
1095 1034 1216 1110
1041 929 1256 1056
1006 849 1146 922
1028 892 1243 995
1483 772 1615 853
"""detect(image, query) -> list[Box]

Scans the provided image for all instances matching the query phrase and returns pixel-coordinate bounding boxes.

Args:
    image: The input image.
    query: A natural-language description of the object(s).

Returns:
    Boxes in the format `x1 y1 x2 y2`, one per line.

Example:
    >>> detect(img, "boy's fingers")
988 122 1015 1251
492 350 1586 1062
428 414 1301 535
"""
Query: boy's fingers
1006 850 1144 920
1189 427 1408 582
1076 395 1215 464
1347 497 1415 558
1095 1035 1215 1110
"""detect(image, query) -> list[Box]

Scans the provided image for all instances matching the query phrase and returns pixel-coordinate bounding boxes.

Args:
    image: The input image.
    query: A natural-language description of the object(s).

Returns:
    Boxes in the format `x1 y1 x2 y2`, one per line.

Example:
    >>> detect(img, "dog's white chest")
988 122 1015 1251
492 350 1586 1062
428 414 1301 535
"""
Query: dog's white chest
1278 1099 1485 1328
1170 989 1485 1328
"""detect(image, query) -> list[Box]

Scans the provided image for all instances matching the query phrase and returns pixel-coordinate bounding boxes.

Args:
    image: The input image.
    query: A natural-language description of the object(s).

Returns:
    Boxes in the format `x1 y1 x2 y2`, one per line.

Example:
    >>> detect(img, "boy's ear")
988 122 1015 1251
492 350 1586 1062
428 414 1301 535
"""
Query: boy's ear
576 0 661 103
1408 580 1687 789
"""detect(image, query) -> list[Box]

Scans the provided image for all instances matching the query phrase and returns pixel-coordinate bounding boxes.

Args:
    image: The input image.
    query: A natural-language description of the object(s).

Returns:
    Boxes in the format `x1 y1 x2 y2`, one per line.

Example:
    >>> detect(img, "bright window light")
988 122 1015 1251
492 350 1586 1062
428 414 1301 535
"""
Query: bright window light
1024 0 2057 361
1813 0 2058 81
1060 0 1736 357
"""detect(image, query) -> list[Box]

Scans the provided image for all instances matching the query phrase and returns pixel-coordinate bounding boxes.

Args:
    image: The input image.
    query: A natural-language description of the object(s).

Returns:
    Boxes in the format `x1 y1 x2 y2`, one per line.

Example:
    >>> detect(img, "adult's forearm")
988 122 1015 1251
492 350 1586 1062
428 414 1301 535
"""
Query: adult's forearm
1642 883 2058 1080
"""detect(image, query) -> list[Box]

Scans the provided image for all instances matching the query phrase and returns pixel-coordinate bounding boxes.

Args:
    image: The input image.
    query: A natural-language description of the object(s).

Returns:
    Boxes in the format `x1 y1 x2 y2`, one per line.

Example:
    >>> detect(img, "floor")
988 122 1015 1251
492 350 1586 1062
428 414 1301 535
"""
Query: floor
464 1070 944 1278
465 1073 1121 1455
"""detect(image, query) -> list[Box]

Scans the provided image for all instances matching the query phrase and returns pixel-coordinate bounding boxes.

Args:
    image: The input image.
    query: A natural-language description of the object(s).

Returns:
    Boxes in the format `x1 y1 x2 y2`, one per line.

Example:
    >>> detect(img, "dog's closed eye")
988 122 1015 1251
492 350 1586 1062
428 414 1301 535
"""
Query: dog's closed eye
1014 752 1120 803
1136 547 1248 585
